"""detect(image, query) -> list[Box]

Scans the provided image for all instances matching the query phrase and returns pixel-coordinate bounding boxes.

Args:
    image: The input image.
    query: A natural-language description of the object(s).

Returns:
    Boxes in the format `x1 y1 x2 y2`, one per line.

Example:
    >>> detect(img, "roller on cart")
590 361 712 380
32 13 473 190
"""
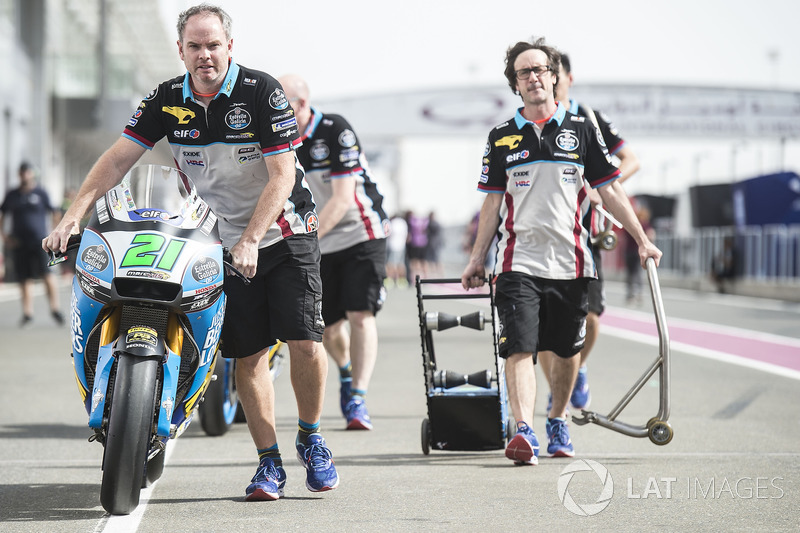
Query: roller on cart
572 257 674 445
415 277 513 455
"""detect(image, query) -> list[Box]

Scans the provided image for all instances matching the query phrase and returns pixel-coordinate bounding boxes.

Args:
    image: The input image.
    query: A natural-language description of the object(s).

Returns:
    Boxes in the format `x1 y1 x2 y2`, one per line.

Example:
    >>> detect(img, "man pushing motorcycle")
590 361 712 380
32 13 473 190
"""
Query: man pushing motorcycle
43 3 338 500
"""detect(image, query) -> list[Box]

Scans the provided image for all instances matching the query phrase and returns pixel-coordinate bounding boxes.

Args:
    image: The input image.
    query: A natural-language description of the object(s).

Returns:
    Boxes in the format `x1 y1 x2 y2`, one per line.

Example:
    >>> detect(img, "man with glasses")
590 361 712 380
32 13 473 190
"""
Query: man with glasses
278 74 389 432
538 51 642 414
461 37 661 465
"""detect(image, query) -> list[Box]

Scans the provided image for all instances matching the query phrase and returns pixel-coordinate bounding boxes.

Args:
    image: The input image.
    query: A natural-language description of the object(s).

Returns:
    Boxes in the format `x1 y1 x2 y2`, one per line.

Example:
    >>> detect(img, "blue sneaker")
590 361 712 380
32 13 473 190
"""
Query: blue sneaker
245 457 286 501
344 397 373 430
296 433 339 492
339 379 352 416
570 366 591 409
505 423 539 465
546 418 575 457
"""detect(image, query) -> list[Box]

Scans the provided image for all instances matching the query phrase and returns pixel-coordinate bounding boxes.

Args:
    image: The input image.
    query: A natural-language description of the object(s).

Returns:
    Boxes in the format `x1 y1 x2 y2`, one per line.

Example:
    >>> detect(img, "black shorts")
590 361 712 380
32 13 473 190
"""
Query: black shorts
587 245 605 315
320 239 386 324
221 234 324 359
495 272 588 360
12 246 49 281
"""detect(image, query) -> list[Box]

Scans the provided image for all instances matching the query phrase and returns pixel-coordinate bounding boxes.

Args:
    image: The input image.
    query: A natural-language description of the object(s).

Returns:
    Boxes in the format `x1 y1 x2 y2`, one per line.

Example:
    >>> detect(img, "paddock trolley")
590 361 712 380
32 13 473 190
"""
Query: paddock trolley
415 277 513 454
572 257 674 445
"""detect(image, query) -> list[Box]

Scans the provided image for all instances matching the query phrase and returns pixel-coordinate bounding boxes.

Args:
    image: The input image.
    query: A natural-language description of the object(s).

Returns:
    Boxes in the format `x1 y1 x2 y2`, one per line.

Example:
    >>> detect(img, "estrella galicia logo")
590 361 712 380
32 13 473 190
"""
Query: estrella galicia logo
226 107 252 130
80 245 110 273
556 131 579 151
338 129 356 148
269 88 289 110
310 142 330 161
191 256 221 284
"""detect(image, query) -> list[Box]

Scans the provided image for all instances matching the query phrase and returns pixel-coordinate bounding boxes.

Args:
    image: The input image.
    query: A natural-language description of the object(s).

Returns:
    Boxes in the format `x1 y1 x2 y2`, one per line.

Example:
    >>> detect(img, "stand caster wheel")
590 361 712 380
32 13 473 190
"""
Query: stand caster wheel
421 418 431 455
648 420 673 445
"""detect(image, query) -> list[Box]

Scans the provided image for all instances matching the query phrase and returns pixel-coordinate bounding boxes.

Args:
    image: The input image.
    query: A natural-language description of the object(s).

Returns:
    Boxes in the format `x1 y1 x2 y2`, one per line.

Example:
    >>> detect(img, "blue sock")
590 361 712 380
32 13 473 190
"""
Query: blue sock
257 443 282 467
297 418 320 444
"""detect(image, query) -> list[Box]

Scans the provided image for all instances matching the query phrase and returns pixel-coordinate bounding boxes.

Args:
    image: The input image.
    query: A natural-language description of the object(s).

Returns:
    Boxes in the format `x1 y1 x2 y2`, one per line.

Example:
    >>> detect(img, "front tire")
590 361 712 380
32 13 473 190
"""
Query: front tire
100 355 159 515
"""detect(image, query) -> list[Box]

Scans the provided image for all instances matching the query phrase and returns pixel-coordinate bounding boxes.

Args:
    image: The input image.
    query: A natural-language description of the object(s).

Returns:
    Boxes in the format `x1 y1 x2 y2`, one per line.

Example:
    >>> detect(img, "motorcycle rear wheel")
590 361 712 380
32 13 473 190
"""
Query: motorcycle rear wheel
199 358 237 436
100 354 159 515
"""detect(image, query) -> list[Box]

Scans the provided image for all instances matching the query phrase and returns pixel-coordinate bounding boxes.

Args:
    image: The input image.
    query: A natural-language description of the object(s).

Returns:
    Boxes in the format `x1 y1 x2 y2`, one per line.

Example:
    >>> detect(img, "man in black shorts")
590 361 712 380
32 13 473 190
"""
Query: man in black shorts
279 74 389 431
1 162 64 327
44 3 337 501
462 37 660 465
539 52 642 411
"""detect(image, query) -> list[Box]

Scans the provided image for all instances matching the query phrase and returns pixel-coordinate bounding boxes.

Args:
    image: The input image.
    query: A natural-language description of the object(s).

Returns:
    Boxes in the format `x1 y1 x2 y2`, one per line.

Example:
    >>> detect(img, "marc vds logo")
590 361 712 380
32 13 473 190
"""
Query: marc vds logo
558 459 614 516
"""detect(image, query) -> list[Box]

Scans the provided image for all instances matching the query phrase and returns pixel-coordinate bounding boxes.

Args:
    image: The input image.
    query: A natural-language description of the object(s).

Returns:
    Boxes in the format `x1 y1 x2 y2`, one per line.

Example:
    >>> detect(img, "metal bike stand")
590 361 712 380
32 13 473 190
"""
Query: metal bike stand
572 257 674 445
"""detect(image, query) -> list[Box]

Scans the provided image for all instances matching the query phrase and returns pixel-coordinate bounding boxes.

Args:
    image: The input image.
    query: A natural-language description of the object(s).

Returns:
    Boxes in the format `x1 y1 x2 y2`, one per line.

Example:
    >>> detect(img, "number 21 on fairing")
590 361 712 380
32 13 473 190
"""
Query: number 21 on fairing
120 234 187 271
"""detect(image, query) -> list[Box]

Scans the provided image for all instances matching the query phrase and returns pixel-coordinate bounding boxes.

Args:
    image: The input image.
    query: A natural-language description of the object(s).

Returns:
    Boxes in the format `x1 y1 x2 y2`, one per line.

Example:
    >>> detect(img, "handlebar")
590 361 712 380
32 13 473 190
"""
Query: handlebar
222 248 251 285
47 234 82 267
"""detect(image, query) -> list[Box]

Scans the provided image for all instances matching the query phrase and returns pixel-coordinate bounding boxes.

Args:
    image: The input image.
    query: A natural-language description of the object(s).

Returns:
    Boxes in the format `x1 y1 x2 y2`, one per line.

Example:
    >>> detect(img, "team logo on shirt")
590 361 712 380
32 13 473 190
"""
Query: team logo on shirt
506 150 530 163
596 127 607 147
271 117 297 132
339 148 359 163
143 87 158 101
338 129 356 148
494 135 523 150
484 142 491 157
226 107 252 130
304 212 319 233
269 88 289 110
310 142 330 161
163 106 196 125
556 130 579 151
561 167 578 185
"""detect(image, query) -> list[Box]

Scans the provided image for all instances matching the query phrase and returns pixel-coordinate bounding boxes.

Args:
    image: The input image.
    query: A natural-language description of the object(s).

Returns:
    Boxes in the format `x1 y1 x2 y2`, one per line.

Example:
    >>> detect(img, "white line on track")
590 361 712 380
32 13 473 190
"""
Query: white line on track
94 440 177 533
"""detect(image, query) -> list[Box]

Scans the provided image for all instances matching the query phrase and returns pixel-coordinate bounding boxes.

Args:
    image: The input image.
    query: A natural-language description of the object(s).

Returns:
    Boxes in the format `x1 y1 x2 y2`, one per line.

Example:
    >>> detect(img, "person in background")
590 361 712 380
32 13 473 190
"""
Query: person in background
711 235 737 294
279 74 389 431
424 211 443 277
386 213 409 288
461 37 661 465
0 161 64 327
43 3 338 502
539 51 642 412
406 210 429 282
623 201 655 305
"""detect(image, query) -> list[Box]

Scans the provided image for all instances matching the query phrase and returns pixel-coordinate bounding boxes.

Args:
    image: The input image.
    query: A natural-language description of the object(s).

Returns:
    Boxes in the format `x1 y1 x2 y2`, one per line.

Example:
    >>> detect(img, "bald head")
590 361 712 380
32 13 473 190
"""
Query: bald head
278 74 311 131
279 74 309 100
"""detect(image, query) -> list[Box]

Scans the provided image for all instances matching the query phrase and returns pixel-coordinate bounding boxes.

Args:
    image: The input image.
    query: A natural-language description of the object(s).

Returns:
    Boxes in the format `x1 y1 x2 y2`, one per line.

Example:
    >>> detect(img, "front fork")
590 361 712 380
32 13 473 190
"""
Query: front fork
87 309 185 440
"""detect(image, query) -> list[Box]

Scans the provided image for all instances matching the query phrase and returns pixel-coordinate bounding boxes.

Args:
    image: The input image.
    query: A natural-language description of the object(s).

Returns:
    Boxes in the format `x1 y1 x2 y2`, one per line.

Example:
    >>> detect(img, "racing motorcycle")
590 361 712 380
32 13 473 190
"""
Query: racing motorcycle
50 165 240 515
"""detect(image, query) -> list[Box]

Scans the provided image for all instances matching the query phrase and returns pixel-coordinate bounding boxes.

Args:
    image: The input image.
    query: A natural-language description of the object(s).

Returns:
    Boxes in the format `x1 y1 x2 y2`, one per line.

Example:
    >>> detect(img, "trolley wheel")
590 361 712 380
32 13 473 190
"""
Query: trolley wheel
646 417 659 430
648 420 674 445
505 417 515 443
421 418 431 455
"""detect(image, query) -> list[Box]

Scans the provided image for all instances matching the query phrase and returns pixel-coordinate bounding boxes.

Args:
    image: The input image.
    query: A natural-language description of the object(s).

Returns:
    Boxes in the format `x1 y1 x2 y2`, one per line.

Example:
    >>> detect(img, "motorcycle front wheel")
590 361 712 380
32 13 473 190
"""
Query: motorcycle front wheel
100 354 159 515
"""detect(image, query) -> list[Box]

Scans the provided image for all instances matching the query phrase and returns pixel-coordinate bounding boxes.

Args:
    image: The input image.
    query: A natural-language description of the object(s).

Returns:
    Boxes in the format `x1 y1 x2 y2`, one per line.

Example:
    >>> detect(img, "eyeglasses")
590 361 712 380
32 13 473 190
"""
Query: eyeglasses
515 65 551 80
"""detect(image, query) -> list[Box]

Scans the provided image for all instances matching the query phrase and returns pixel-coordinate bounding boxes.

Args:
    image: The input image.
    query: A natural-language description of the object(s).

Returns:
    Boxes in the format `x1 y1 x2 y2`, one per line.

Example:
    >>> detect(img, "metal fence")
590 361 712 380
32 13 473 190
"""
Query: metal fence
605 224 800 284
